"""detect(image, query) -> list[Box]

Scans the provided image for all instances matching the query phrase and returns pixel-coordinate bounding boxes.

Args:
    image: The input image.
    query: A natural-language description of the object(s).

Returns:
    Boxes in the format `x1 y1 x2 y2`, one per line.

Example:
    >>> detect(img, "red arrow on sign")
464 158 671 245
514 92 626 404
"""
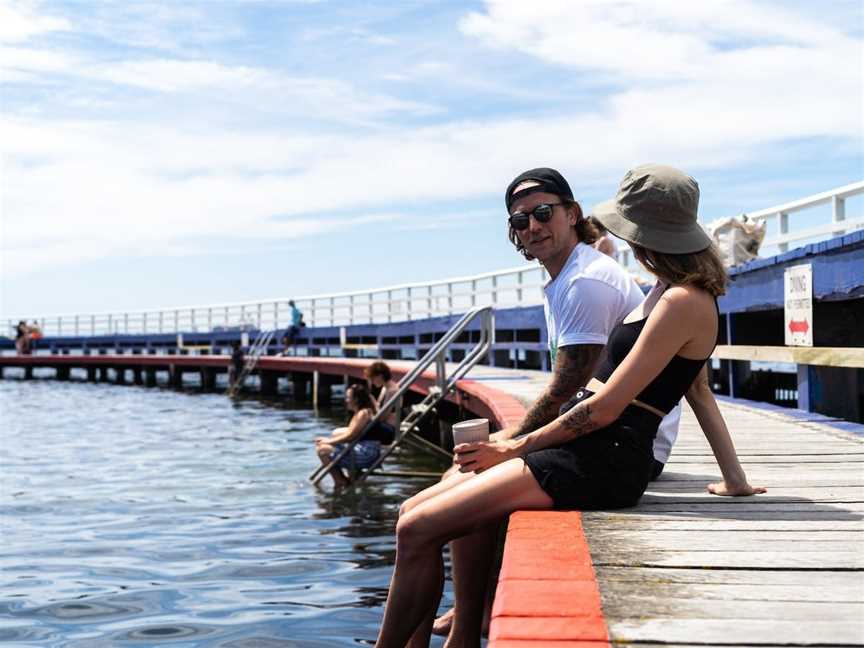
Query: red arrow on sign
789 319 810 334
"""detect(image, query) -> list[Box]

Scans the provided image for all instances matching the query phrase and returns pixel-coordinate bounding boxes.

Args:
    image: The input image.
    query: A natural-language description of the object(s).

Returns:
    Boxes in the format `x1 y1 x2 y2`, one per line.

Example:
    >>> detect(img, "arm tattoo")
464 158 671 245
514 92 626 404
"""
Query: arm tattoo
561 402 599 439
515 344 603 436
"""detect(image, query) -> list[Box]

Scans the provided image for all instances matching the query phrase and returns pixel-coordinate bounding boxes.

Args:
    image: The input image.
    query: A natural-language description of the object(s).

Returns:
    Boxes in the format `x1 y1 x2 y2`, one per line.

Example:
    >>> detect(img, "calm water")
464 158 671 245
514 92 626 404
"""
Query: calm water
0 375 449 647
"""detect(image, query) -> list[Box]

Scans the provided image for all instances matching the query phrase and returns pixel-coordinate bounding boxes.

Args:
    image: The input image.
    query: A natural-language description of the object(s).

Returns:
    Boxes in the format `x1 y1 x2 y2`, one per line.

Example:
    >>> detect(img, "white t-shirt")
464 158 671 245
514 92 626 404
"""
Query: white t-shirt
543 243 680 465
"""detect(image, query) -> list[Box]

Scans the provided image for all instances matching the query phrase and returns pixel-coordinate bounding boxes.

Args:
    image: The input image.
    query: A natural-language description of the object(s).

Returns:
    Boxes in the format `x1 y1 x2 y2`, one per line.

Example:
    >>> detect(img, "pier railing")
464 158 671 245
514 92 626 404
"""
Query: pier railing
7 265 548 336
6 181 862 337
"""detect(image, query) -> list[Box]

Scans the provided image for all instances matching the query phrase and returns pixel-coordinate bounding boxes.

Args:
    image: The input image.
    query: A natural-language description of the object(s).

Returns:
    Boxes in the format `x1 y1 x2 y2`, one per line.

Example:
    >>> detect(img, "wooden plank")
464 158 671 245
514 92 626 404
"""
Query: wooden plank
590 551 863 569
607 618 863 645
713 344 864 368
640 487 864 503
607 502 864 512
594 566 864 587
601 597 864 621
588 537 863 554
584 516 864 529
597 579 864 603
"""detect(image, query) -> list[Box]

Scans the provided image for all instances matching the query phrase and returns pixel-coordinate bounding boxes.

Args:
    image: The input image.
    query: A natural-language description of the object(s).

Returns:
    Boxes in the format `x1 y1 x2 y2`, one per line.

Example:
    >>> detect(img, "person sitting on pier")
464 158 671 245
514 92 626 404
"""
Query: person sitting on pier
374 164 765 648
365 361 399 445
315 383 382 488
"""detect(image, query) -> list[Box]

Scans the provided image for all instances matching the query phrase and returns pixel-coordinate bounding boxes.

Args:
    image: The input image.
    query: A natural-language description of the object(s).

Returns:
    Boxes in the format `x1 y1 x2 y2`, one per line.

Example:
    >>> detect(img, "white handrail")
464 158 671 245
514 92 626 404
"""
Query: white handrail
6 181 861 336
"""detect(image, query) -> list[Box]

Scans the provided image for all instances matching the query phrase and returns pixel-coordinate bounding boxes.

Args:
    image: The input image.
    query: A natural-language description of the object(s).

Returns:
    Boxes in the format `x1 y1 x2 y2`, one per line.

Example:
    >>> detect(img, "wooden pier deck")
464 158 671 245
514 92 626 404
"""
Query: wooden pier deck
580 398 864 647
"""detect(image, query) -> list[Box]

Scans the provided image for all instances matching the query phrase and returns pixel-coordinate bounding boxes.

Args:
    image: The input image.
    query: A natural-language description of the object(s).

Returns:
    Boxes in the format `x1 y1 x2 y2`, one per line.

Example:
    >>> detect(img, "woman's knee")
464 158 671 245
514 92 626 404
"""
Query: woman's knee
395 509 437 552
399 494 420 518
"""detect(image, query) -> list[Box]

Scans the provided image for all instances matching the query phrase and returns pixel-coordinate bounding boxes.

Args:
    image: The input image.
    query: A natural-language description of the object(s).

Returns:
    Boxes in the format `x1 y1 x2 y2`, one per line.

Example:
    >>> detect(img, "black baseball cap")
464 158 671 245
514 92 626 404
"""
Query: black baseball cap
505 168 574 210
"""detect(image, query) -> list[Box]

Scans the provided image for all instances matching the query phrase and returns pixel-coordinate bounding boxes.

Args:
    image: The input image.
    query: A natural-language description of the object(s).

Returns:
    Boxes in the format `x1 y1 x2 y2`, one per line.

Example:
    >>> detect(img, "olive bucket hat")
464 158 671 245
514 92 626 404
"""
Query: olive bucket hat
592 163 712 254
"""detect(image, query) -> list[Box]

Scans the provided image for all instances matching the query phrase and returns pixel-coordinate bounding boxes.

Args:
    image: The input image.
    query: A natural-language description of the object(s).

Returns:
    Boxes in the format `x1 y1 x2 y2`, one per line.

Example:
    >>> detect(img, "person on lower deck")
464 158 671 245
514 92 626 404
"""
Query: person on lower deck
315 383 381 488
373 164 765 648
365 361 399 445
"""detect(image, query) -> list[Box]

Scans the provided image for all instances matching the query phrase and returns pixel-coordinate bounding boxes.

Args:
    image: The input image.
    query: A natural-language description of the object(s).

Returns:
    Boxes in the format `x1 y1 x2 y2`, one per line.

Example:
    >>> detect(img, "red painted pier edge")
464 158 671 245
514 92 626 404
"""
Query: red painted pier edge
1 355 609 644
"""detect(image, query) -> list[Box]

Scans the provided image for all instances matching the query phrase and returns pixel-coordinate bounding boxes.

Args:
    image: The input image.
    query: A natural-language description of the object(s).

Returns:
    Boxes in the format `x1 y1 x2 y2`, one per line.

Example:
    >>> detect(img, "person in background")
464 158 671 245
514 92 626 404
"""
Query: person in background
365 361 400 445
315 383 381 488
229 341 245 389
588 215 619 259
282 300 304 350
15 321 30 355
28 320 42 352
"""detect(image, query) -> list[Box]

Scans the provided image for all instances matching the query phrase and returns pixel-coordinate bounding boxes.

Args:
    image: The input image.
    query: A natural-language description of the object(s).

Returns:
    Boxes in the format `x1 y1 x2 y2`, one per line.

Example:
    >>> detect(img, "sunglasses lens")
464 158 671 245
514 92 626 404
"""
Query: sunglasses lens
509 213 530 230
534 204 553 222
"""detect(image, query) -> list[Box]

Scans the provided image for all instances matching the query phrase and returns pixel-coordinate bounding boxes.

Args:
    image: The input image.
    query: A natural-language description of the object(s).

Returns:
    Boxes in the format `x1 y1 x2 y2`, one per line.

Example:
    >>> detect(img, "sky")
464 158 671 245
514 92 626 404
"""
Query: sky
1 0 863 321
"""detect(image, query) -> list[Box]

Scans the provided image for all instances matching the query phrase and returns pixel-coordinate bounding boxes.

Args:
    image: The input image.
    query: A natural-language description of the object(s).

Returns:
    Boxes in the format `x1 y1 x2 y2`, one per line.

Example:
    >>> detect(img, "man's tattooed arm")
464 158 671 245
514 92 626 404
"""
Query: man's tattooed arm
510 344 602 437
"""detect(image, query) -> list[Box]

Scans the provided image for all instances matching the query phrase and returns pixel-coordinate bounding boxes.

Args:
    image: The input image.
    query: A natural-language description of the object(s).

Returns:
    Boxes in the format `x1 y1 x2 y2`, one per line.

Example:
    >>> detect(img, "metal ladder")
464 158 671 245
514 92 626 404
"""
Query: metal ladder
227 329 275 397
309 306 494 486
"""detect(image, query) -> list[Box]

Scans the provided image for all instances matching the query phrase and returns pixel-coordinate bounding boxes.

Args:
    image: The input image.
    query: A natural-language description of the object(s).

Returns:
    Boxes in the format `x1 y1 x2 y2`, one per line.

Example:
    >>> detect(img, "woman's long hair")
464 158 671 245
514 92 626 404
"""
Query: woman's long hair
631 243 728 296
347 383 376 412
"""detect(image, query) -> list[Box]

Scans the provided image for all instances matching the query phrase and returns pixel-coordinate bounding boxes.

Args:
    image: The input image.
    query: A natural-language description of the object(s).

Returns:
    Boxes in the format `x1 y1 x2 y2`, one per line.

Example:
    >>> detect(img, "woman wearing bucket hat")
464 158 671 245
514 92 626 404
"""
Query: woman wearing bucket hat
374 164 764 648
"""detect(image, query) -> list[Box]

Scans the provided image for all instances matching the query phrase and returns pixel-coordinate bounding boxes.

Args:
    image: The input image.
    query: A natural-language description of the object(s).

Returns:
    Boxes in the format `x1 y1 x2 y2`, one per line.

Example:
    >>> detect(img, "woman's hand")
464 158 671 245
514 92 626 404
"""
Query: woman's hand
454 439 520 474
707 480 767 496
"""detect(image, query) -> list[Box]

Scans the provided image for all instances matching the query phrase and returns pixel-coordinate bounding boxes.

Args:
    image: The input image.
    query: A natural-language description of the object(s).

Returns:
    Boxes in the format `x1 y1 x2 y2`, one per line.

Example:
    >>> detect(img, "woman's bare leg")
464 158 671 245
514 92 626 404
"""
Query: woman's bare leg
403 467 476 648
444 522 498 647
316 442 349 488
375 459 553 648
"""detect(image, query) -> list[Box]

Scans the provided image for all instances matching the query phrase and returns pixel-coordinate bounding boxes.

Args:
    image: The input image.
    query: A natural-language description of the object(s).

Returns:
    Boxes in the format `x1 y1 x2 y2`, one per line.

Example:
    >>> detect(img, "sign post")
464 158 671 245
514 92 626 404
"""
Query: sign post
784 264 813 347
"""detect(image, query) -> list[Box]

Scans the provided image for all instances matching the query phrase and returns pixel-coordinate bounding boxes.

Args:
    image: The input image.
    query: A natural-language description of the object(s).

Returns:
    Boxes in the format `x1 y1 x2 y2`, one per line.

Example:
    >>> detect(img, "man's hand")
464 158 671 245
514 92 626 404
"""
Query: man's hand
707 480 767 497
490 426 518 443
454 439 520 474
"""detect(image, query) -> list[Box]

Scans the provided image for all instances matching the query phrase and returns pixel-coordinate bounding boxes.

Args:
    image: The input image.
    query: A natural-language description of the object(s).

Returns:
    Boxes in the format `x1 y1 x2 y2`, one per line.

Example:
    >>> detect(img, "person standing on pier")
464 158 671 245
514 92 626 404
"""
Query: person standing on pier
375 164 764 648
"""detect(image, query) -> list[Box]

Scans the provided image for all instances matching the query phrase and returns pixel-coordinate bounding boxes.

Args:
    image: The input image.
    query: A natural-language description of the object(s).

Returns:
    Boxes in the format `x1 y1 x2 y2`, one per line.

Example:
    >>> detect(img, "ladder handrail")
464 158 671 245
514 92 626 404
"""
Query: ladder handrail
228 329 275 396
308 306 493 485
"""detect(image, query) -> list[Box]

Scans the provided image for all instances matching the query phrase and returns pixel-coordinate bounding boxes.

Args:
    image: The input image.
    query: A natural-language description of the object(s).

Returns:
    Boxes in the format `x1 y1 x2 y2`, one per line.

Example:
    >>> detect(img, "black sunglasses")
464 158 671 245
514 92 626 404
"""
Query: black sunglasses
508 203 563 231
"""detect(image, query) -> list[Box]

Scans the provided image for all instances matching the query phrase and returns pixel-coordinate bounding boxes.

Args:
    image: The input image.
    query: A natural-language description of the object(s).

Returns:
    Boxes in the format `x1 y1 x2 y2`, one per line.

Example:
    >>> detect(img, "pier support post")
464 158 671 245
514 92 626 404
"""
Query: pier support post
291 372 310 402
260 370 278 396
87 367 97 382
56 366 70 381
169 365 183 389
201 368 217 391
313 371 334 407
115 368 126 385
24 366 33 380
133 368 143 385
97 367 108 382
145 368 157 387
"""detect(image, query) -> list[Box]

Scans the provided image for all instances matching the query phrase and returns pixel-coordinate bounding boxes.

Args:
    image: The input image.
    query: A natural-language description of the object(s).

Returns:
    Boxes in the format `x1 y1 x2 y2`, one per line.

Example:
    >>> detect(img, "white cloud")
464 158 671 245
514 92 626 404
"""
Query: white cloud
0 0 70 44
1 0 861 291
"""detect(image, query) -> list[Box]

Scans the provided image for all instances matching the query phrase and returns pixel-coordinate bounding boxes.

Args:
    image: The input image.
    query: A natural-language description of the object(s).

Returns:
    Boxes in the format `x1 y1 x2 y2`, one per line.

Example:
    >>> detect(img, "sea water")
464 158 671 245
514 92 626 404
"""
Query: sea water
0 376 449 647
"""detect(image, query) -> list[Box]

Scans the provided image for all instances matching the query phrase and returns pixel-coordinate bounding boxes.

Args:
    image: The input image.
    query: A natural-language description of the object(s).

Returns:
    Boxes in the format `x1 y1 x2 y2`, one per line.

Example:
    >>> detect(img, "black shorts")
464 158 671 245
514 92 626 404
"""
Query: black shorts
522 389 659 510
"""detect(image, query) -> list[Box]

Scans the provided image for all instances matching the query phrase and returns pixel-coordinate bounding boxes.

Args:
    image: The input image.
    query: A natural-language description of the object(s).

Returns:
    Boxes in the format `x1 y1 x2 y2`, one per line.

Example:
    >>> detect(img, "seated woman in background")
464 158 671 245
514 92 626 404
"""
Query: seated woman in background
365 361 400 445
373 164 765 648
314 383 381 488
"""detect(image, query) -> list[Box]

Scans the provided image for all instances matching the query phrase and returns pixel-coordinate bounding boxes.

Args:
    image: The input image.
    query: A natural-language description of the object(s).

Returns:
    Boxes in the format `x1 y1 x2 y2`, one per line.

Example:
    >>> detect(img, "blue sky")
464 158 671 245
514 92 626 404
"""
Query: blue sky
1 0 862 320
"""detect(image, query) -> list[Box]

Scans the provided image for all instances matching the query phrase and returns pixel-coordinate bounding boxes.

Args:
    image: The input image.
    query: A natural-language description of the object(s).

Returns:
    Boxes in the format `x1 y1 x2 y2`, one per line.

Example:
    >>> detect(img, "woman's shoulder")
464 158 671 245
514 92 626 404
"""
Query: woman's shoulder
659 284 716 318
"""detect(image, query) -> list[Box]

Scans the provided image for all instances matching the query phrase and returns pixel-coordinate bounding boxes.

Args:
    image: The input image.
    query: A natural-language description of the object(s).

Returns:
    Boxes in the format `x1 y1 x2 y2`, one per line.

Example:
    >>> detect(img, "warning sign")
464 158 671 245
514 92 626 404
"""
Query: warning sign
784 264 813 347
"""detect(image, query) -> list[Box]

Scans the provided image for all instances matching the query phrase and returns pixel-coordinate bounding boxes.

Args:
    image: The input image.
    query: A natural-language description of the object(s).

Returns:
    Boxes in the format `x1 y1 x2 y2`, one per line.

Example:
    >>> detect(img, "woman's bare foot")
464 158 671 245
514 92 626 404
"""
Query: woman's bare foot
431 607 454 636
432 607 490 638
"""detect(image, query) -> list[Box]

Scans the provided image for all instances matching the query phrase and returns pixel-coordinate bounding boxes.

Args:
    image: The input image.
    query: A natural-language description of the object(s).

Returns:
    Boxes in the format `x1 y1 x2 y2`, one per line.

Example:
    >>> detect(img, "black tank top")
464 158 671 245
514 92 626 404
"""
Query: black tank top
594 296 719 415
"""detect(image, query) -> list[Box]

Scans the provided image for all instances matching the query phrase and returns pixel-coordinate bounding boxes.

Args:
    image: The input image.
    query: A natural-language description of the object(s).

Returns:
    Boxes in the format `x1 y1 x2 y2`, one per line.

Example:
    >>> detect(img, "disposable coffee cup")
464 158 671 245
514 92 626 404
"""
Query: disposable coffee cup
451 418 489 446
